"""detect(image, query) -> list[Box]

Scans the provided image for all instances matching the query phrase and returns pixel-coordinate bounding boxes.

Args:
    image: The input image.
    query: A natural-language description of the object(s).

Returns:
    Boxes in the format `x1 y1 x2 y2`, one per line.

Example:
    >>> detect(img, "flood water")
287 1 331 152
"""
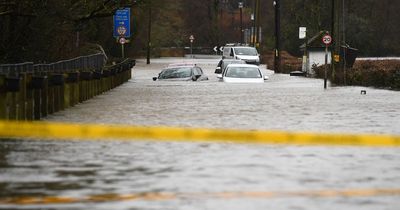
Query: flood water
1 57 399 210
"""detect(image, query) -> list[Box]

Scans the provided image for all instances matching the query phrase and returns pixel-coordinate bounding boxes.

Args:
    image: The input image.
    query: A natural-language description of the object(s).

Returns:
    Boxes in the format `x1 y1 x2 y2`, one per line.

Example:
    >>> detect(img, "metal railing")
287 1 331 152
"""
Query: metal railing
0 53 107 76
0 53 135 121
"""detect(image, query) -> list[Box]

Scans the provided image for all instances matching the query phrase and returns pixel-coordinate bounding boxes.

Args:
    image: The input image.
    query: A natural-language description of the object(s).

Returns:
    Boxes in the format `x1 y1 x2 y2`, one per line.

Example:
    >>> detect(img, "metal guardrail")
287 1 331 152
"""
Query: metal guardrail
0 53 107 76
0 54 135 121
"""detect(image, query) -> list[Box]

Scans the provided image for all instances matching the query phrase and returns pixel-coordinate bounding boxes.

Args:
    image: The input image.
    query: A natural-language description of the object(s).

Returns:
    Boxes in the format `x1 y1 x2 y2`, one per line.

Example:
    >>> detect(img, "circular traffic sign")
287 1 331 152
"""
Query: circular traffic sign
117 26 127 36
322 34 332 45
119 37 127 44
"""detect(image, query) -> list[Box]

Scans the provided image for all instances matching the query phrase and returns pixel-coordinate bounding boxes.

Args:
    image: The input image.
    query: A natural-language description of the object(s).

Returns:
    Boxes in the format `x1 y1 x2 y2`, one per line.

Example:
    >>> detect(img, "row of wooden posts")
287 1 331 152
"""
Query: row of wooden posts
0 56 135 121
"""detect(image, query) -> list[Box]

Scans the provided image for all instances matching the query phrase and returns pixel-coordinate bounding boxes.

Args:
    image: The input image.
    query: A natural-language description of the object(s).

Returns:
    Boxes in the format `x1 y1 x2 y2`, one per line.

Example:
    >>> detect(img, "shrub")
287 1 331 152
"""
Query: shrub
314 60 400 90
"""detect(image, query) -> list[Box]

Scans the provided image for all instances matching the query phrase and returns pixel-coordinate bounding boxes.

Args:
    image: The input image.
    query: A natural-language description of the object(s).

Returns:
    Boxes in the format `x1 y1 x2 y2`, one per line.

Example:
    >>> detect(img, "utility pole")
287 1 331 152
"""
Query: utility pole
239 2 243 44
334 0 341 74
331 0 336 79
252 0 257 46
342 0 347 85
274 0 281 73
146 0 152 64
255 0 261 47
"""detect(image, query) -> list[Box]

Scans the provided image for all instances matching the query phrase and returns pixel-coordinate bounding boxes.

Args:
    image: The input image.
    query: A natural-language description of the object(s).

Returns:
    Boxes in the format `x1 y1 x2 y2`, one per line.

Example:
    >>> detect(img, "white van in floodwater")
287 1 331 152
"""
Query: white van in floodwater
222 45 260 65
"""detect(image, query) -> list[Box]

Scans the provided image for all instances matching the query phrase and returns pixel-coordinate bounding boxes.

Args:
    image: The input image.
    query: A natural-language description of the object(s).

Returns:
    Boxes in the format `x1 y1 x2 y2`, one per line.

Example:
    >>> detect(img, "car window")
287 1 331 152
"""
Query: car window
159 67 192 79
225 67 261 78
234 47 258 56
193 67 202 75
222 60 245 70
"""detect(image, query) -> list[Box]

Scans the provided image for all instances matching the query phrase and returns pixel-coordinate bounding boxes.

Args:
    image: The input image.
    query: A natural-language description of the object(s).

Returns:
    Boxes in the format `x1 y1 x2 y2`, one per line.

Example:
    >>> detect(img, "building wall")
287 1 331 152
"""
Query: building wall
303 50 332 75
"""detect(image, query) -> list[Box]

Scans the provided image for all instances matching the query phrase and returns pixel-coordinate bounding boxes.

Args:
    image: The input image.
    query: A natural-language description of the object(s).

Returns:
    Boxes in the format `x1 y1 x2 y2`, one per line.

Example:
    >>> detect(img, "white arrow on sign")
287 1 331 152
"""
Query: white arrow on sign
219 46 224 52
213 46 218 52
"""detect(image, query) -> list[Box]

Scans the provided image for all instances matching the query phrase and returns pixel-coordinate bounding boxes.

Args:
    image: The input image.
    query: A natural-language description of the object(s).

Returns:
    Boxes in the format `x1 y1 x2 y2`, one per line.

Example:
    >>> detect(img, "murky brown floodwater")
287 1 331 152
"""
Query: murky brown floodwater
1 57 399 210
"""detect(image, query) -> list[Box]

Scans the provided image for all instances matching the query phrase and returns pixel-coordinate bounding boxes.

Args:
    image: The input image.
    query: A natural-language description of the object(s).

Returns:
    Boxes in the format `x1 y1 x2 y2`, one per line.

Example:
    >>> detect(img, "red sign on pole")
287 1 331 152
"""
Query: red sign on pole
322 34 332 46
189 35 195 43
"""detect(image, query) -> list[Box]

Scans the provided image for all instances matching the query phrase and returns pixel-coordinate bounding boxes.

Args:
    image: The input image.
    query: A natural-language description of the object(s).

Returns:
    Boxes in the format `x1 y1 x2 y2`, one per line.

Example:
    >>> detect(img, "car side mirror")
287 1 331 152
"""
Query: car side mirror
153 77 157 81
192 75 201 81
264 75 269 80
215 67 222 74
217 74 223 79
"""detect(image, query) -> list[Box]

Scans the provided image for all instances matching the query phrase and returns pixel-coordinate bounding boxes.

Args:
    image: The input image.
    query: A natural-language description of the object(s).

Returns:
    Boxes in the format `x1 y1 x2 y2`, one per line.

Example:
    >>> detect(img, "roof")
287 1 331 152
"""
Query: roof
225 43 250 47
225 63 259 68
299 31 332 50
167 63 196 68
232 46 256 49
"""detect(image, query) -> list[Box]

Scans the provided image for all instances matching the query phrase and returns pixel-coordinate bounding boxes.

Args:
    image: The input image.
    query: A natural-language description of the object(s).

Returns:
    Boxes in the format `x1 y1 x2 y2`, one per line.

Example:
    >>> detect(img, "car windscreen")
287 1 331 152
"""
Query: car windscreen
159 67 192 79
222 60 245 69
225 67 261 78
234 48 258 56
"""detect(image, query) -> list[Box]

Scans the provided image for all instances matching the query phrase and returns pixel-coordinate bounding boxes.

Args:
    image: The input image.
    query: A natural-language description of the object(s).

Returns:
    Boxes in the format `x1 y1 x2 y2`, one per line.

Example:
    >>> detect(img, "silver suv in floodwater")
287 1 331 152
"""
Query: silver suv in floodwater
222 45 260 65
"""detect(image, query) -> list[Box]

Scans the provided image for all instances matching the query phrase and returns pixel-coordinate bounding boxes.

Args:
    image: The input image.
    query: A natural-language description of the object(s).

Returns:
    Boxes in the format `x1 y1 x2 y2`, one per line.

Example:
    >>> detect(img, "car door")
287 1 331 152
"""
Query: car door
194 67 208 81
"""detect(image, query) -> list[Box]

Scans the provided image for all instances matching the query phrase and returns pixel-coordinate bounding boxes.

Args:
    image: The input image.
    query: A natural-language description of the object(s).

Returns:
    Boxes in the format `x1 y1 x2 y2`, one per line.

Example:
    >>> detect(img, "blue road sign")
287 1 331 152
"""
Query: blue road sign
113 8 131 38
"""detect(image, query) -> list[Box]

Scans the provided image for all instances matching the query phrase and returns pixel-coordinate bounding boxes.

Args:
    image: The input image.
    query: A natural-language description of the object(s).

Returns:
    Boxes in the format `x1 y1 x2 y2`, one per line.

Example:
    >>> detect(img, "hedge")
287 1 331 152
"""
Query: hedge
313 60 400 90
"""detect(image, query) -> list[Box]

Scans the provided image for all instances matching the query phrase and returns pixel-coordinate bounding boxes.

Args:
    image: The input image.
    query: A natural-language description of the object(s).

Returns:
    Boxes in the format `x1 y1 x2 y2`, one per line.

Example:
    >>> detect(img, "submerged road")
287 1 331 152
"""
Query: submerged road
0 57 399 210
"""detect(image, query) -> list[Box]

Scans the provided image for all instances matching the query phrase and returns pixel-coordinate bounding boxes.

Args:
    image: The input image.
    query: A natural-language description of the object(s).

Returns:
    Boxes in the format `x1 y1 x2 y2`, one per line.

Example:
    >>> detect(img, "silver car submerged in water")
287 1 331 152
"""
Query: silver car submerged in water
153 63 208 81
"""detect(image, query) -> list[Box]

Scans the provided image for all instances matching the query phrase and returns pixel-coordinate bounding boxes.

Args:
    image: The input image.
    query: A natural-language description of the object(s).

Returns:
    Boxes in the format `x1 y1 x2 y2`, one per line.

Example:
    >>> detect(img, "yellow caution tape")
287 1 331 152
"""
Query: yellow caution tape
1 188 400 204
0 120 399 147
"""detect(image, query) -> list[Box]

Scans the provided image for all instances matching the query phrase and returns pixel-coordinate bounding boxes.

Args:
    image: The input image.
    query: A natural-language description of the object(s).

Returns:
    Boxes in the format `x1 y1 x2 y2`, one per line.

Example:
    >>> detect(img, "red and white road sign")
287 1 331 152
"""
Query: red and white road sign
322 34 332 45
189 35 195 43
119 37 127 44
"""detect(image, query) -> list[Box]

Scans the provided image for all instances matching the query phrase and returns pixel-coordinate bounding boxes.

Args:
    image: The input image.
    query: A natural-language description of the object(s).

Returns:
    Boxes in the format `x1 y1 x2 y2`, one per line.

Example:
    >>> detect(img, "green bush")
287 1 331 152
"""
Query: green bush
314 60 400 90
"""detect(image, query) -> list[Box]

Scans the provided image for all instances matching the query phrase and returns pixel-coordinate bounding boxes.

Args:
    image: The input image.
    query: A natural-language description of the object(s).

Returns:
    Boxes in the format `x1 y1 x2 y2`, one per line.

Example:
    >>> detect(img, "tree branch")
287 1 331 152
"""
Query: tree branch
0 10 12 16
0 10 36 17
74 0 116 22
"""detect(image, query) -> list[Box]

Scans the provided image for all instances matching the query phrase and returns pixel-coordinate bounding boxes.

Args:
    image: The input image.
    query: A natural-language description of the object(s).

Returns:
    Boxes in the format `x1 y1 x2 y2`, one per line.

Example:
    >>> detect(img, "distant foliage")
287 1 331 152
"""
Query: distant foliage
1 0 399 63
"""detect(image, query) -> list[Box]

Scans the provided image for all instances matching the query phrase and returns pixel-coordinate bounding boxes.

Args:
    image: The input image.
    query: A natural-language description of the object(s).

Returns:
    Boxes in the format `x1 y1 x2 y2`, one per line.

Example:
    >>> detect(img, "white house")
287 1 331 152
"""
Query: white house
300 31 332 76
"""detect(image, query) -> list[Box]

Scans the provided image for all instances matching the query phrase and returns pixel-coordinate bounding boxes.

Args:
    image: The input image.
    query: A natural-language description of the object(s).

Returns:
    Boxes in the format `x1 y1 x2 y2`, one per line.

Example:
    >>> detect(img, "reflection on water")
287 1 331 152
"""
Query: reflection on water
1 58 400 210
1 139 400 210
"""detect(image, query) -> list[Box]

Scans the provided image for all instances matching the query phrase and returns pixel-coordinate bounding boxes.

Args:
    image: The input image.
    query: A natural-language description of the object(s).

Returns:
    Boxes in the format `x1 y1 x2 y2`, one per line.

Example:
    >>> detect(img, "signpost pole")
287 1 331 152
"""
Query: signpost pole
122 43 125 59
324 45 328 89
190 42 193 58
189 35 194 59
322 33 332 89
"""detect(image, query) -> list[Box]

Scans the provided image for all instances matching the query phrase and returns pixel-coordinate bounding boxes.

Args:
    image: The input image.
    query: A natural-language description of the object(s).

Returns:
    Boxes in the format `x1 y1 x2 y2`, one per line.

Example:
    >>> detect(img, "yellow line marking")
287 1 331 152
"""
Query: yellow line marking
0 120 399 147
1 189 399 205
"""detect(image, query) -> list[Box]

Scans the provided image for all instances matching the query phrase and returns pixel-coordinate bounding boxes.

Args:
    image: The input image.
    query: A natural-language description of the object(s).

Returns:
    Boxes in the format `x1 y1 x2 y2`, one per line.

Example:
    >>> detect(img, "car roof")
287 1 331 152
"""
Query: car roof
226 63 259 68
167 63 197 68
225 43 250 47
232 46 257 49
221 58 245 61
